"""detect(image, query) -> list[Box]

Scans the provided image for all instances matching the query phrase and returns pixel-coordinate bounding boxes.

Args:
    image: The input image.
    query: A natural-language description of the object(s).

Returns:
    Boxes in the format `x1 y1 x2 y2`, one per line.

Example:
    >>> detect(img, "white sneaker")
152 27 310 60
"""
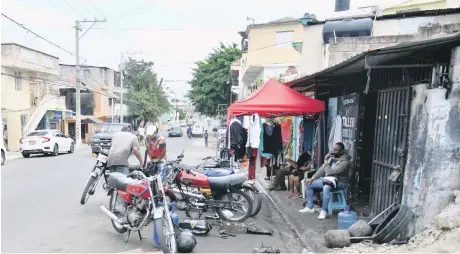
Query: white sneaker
299 207 315 213
318 210 327 220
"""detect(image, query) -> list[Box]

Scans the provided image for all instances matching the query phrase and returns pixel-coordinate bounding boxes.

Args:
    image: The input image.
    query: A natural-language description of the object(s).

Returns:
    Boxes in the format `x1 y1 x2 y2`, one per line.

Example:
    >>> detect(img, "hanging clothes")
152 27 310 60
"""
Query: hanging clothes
303 117 315 152
328 115 342 152
245 114 261 149
228 118 242 149
262 122 283 156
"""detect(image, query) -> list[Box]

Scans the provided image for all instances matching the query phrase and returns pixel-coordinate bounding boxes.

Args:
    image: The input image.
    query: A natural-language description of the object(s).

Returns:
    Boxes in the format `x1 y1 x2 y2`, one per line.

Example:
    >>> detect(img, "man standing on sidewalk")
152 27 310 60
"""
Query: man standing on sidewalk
204 130 209 147
3 125 8 151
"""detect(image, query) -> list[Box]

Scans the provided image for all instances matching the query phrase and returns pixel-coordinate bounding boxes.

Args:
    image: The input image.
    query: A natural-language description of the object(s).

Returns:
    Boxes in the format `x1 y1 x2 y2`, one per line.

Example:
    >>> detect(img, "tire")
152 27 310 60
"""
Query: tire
154 215 177 253
22 152 30 158
69 143 75 153
215 189 253 222
80 175 98 205
380 208 414 243
1 150 5 165
373 205 408 243
52 144 59 156
242 187 262 217
109 190 128 234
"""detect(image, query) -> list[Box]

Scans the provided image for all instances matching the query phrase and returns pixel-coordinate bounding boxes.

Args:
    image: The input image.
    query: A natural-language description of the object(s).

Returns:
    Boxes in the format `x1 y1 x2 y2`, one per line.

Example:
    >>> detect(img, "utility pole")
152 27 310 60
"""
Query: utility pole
75 18 106 146
120 53 124 123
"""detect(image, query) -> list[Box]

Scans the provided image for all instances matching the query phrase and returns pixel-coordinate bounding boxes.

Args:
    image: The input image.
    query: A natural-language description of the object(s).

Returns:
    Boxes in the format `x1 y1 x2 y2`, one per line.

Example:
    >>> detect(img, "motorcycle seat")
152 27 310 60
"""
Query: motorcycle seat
108 172 142 191
208 173 246 190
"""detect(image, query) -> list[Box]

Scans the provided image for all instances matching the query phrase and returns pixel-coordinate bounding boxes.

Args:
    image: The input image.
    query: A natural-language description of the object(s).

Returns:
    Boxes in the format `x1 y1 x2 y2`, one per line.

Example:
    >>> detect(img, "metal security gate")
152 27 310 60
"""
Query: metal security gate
369 87 411 215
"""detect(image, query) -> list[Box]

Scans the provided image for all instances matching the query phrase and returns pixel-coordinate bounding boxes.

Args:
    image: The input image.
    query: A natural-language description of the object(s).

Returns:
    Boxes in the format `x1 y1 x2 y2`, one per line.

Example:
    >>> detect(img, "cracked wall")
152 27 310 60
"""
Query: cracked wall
402 46 460 235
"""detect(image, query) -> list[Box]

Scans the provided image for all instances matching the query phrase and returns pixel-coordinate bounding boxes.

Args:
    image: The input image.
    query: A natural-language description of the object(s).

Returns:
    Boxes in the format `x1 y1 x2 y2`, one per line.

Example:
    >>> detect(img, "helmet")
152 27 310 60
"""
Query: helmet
176 230 197 253
323 176 338 189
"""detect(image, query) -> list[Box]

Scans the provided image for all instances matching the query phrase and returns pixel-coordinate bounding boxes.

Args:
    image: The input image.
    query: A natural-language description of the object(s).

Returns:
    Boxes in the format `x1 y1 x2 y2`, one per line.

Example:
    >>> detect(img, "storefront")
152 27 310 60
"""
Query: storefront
37 110 74 132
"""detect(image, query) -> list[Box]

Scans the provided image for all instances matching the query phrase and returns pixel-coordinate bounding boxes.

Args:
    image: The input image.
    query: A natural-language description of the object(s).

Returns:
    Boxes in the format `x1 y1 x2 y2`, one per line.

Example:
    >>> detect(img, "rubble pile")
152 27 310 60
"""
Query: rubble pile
339 190 460 253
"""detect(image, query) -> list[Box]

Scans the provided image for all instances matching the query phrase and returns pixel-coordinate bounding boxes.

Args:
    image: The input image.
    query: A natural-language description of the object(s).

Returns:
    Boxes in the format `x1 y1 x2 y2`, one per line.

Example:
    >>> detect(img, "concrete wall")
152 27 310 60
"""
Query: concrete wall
328 21 460 66
402 46 460 235
246 22 304 66
380 0 449 15
373 12 460 36
299 24 326 75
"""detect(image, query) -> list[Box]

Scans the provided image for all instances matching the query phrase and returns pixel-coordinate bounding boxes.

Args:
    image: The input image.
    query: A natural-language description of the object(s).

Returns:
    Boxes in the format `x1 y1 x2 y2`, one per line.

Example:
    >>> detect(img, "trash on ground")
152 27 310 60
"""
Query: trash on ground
252 243 281 253
247 226 274 235
179 219 212 236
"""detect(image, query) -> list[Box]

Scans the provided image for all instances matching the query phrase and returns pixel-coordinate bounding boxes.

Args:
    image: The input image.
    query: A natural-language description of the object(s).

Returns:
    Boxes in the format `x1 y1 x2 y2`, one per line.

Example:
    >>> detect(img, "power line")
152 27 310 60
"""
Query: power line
1 13 87 63
74 0 96 18
89 2 106 19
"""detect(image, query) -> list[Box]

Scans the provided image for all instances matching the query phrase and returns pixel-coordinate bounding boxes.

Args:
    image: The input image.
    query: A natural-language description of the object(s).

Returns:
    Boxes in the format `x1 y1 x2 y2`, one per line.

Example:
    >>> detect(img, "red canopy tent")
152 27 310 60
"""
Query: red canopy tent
228 78 325 118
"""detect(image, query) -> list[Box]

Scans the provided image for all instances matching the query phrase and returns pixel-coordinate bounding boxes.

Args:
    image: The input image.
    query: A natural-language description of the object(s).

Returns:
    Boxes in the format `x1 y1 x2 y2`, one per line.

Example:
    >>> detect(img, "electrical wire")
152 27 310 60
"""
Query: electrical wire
74 0 96 18
1 13 88 63
89 2 106 19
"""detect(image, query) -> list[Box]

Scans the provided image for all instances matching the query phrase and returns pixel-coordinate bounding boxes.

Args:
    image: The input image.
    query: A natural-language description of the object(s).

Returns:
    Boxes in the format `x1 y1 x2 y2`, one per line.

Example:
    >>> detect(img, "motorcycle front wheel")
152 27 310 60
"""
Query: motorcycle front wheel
154 215 177 253
215 189 253 222
80 170 98 205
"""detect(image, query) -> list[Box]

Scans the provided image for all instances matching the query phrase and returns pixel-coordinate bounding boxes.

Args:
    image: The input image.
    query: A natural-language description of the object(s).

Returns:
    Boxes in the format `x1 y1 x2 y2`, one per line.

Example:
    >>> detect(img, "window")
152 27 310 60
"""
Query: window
83 69 91 80
276 31 294 48
14 72 22 90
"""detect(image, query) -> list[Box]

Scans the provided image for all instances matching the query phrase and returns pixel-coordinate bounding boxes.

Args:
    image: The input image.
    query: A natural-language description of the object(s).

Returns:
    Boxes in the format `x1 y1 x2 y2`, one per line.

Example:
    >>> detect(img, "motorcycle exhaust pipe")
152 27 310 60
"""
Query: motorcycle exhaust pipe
172 188 203 199
99 205 124 226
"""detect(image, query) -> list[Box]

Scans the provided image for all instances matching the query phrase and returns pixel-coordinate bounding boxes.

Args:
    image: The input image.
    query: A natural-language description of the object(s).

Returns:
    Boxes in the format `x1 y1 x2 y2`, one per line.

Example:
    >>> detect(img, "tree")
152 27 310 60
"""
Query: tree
188 43 241 117
124 58 171 122
177 108 187 120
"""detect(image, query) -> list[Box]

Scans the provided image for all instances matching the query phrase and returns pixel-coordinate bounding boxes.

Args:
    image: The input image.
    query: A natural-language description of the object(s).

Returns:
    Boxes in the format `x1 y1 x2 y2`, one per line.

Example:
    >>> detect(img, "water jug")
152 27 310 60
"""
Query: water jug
338 205 357 230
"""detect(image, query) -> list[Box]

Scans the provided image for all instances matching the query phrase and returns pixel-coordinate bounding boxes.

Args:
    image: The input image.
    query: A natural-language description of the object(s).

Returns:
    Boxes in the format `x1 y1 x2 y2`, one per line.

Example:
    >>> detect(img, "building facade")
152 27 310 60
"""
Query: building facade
237 18 304 100
1 43 69 152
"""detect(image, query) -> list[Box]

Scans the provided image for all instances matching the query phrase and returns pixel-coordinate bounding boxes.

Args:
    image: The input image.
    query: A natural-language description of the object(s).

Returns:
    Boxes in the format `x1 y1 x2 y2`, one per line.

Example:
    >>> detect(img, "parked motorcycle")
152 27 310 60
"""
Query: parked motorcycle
172 156 262 217
164 156 254 222
80 146 112 205
99 164 178 253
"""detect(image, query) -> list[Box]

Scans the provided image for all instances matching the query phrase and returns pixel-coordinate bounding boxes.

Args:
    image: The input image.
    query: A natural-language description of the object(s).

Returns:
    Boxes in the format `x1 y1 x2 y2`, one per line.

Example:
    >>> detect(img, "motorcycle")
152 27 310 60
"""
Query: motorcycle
99 162 178 253
172 156 262 217
80 145 129 205
187 131 192 139
164 156 254 222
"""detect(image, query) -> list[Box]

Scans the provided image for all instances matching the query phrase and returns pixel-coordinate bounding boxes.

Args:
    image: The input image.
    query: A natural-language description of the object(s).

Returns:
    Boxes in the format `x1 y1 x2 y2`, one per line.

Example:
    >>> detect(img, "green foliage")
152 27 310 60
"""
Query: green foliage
177 108 186 120
187 43 242 117
124 58 171 122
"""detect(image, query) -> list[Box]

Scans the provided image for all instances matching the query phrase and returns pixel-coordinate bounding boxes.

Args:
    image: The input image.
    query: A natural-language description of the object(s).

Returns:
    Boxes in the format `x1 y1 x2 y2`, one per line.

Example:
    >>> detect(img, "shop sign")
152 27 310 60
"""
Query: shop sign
47 111 63 120
64 111 73 120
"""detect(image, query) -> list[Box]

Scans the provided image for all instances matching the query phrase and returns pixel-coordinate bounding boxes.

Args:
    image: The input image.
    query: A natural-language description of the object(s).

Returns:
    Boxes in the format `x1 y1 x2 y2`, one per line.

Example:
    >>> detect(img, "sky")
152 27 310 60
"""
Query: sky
1 0 375 99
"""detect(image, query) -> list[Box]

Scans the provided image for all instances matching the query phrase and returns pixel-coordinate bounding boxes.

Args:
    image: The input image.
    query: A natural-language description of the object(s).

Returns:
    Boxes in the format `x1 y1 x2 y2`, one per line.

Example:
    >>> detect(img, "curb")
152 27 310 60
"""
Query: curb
5 145 89 161
256 178 316 253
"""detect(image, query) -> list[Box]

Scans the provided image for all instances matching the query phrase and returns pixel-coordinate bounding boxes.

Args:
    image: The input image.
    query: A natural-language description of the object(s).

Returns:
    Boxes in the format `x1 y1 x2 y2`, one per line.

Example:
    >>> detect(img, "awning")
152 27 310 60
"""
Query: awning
228 78 325 118
285 32 460 89
82 118 104 124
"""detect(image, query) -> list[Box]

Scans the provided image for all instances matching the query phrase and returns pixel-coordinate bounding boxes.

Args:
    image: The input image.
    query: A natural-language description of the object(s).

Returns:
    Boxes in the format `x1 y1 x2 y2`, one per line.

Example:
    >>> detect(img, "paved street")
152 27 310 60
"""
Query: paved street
2 129 304 253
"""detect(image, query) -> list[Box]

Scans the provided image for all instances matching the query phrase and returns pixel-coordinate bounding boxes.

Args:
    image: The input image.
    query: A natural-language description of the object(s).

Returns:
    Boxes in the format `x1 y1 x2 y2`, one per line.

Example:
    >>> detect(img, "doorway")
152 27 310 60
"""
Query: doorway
369 87 411 215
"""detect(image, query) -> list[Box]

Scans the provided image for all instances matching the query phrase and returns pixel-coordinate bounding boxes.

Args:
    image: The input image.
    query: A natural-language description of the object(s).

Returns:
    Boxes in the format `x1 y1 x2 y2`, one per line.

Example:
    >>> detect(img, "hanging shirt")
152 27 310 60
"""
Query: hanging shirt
262 123 283 156
227 118 242 149
328 115 343 152
245 114 261 149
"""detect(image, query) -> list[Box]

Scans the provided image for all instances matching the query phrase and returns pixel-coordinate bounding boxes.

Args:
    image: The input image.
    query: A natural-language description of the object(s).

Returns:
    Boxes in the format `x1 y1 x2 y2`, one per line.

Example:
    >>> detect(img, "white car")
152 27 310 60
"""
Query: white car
1 144 6 165
20 129 75 158
192 124 204 137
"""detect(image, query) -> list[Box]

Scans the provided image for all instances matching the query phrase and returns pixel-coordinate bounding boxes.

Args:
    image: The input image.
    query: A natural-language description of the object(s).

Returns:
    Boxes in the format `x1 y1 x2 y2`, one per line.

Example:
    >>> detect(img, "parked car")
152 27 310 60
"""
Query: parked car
91 123 132 154
1 143 6 165
168 126 183 137
20 129 74 157
180 120 187 127
192 124 204 137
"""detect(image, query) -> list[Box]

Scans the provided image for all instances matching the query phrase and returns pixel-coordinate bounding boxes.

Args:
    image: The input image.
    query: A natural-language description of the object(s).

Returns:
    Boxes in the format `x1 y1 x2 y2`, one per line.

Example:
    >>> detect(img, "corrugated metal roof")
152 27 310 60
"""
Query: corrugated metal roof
307 7 460 25
286 32 460 88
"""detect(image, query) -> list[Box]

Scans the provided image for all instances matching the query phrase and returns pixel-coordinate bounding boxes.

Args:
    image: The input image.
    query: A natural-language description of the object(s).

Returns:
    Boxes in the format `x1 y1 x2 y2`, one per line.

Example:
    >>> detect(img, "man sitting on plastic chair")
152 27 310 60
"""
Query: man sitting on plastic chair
299 142 351 220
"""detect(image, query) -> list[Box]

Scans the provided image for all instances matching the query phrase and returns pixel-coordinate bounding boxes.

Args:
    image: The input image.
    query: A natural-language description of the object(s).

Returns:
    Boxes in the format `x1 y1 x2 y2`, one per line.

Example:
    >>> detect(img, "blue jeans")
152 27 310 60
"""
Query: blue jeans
305 177 345 212
147 162 167 181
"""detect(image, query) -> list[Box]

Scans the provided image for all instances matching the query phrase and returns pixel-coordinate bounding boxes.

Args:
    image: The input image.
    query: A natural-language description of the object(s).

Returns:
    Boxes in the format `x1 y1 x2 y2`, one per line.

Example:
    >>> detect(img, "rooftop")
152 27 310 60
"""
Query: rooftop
1 43 59 59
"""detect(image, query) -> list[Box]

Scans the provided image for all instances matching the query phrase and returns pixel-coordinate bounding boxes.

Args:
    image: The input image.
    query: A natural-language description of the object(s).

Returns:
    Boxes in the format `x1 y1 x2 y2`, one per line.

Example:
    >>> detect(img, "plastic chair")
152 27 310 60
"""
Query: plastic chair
328 189 347 215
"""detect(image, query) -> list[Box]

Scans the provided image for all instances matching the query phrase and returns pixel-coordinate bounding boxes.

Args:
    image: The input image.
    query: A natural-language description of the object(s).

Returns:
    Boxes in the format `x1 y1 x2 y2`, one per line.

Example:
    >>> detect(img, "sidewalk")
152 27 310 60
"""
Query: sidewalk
255 169 335 253
5 144 89 161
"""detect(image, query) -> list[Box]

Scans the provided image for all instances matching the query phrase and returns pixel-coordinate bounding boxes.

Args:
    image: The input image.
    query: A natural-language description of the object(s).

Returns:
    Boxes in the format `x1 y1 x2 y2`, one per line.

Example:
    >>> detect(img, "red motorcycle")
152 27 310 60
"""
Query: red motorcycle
165 159 253 222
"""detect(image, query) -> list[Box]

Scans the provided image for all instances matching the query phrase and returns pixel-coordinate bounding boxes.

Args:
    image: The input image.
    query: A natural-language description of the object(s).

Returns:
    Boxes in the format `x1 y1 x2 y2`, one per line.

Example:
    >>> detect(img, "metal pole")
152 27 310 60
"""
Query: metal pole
111 98 114 123
75 21 82 146
120 53 124 123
